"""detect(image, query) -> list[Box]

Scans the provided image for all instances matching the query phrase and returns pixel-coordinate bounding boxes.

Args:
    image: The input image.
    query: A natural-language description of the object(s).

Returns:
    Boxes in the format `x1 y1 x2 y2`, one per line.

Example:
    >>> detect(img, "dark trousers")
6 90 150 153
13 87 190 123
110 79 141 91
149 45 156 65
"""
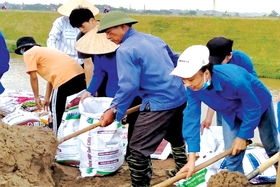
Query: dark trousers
50 73 86 133
127 102 187 186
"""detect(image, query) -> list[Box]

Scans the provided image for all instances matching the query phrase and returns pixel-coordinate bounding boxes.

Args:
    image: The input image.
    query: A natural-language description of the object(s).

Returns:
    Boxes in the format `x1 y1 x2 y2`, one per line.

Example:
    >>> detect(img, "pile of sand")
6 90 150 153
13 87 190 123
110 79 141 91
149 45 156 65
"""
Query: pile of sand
0 122 58 187
207 170 251 187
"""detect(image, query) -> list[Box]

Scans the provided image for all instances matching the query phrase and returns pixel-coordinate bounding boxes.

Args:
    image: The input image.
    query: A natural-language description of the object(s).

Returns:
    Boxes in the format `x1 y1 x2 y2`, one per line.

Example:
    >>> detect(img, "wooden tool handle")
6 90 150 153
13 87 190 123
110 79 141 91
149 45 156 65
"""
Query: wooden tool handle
58 104 141 144
152 148 233 187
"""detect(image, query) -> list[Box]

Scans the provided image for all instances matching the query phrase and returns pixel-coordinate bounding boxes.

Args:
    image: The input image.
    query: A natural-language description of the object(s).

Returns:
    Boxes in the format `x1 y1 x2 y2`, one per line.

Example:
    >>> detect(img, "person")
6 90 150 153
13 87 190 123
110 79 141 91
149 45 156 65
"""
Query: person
277 93 280 132
104 6 110 13
170 45 279 178
75 25 141 158
202 36 258 129
0 31 10 94
47 0 99 66
69 7 99 87
97 11 188 186
15 36 86 134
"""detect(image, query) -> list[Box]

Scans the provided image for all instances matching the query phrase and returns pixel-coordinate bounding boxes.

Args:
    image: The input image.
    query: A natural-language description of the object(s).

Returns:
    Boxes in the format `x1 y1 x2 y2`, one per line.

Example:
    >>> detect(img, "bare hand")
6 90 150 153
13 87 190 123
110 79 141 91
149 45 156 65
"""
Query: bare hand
43 99 50 111
177 162 195 179
231 137 247 155
35 97 43 110
80 91 92 102
100 109 115 127
200 118 212 135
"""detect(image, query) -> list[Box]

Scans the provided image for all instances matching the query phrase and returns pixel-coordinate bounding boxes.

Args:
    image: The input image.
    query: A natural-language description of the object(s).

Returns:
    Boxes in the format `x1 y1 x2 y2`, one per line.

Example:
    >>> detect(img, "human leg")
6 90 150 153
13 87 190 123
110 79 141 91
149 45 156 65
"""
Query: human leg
164 103 187 177
127 105 184 186
216 112 223 126
258 103 279 158
222 117 245 173
50 74 86 134
125 96 141 159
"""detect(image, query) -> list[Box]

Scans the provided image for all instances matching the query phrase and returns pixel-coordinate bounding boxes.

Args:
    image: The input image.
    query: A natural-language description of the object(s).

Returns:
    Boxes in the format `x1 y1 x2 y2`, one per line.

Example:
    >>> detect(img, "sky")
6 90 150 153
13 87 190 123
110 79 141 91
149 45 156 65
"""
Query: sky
1 0 280 13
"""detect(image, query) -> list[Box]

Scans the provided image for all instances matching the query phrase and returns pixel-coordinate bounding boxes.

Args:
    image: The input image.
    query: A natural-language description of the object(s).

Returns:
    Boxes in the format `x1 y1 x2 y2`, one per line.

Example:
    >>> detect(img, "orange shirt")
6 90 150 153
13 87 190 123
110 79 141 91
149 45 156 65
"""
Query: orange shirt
23 46 84 88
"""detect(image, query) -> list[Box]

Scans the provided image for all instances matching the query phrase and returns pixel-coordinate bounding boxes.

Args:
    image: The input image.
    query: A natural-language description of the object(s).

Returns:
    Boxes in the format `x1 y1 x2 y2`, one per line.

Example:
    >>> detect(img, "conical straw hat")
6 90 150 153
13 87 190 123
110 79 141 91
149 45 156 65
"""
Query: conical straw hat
75 25 119 55
57 0 99 16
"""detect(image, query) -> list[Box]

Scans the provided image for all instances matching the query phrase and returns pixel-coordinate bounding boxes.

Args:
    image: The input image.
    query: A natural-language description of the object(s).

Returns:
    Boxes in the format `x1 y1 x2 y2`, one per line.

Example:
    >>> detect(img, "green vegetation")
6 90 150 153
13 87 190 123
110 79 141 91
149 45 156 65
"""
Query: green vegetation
1 11 280 78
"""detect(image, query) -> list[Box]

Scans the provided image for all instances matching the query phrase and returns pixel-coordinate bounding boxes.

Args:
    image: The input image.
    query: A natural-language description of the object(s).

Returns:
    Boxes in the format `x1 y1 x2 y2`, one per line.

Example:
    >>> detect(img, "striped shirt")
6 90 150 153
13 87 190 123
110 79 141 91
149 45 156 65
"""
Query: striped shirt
47 16 83 64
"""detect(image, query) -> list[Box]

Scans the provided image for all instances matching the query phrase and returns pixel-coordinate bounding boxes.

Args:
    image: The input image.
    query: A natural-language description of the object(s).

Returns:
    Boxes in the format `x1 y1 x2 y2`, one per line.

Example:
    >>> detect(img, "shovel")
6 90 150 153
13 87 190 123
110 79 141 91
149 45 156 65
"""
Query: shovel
58 104 141 144
153 140 252 187
246 151 279 180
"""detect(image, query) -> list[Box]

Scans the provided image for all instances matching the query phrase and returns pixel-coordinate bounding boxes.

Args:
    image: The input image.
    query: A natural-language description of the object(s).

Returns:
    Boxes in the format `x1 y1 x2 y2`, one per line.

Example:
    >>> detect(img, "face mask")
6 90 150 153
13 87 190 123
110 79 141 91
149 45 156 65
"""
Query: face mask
20 49 24 55
200 73 211 90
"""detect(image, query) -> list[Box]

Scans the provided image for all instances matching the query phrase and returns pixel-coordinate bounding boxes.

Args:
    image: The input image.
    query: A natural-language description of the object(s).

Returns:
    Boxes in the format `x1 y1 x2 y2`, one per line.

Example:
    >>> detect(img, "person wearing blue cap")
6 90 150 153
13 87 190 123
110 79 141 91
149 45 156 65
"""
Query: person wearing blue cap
0 31 10 94
171 45 279 179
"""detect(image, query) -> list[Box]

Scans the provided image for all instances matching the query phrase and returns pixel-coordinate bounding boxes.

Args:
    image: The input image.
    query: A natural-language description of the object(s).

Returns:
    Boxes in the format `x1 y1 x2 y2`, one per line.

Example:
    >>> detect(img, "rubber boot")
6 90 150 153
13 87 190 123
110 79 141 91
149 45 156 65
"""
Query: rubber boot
166 144 188 177
126 155 152 187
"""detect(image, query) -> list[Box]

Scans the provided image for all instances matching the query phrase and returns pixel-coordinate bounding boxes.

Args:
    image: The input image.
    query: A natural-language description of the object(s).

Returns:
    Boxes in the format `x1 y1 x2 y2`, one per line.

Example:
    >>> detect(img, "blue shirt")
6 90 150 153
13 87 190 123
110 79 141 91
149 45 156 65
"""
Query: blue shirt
183 64 271 152
87 52 119 97
229 50 257 77
0 31 10 93
277 101 280 132
111 28 186 121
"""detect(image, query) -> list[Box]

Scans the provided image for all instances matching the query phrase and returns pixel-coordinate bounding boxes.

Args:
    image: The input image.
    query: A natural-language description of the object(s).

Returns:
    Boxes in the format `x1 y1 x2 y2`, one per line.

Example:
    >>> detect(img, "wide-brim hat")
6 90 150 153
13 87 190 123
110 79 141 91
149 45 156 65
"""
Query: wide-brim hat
98 11 138 33
57 0 99 16
15 36 40 55
75 25 119 55
170 45 209 78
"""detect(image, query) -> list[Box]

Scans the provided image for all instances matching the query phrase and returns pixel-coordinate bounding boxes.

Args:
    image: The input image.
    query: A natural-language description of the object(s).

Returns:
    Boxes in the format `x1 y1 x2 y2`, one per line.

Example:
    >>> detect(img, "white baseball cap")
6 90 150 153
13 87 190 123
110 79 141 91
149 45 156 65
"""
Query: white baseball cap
170 45 210 78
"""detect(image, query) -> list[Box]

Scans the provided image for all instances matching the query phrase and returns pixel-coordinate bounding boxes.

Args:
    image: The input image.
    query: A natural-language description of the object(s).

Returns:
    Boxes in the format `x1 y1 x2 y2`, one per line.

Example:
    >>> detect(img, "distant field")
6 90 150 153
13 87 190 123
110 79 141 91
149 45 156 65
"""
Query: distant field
1 10 280 78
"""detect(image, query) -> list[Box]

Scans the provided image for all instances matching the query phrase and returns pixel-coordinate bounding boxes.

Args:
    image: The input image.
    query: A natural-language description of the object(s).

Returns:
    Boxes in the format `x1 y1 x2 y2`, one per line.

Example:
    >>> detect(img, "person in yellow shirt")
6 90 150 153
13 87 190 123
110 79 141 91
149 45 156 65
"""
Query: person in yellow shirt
15 36 86 134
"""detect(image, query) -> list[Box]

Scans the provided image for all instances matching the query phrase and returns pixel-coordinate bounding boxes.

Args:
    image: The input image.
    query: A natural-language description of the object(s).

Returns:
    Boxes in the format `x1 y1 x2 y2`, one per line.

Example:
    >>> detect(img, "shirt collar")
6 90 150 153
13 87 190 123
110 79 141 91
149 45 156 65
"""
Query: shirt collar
122 27 136 43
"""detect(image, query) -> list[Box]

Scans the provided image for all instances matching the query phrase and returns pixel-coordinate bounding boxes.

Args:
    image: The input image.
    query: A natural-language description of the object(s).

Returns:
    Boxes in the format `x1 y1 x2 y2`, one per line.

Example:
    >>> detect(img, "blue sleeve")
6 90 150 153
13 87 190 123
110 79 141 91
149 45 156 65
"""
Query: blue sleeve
86 60 105 95
166 45 179 67
183 88 201 153
0 31 10 74
235 79 262 139
233 51 257 77
110 50 140 121
277 101 280 132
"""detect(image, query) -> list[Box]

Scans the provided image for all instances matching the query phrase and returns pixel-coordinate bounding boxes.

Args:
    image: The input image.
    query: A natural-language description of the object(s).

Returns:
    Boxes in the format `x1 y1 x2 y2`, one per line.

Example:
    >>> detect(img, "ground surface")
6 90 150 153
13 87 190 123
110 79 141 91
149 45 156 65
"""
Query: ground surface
0 123 276 187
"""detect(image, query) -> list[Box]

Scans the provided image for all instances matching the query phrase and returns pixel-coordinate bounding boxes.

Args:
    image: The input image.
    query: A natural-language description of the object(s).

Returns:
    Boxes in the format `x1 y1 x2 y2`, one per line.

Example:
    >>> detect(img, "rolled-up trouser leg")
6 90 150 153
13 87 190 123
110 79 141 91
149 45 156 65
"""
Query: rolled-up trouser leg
172 144 188 172
126 155 152 187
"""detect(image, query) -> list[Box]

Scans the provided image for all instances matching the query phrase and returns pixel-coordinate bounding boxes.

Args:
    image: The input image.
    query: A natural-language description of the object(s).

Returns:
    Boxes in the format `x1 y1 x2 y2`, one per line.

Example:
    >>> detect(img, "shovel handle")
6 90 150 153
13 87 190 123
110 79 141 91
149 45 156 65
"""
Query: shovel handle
153 140 252 187
246 152 279 180
58 104 141 144
152 148 233 187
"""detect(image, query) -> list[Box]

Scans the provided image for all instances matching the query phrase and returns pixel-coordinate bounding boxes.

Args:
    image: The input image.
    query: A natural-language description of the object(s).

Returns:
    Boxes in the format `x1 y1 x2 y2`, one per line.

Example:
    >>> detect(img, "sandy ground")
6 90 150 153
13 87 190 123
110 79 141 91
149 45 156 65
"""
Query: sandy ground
0 121 276 187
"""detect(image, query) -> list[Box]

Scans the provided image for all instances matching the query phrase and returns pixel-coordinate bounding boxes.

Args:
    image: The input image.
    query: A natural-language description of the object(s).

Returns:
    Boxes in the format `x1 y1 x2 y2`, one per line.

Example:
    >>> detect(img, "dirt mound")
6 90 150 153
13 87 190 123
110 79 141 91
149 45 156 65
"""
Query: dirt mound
207 170 251 187
0 122 58 187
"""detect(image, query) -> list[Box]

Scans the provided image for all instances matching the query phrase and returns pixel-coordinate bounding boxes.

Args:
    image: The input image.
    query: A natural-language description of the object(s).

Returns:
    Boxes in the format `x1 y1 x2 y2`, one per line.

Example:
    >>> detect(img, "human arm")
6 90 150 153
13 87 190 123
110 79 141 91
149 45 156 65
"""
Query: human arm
43 82 53 111
166 44 179 67
201 107 215 134
178 89 202 178
277 93 280 133
101 50 140 126
29 71 43 109
0 31 10 74
83 58 94 87
46 18 62 49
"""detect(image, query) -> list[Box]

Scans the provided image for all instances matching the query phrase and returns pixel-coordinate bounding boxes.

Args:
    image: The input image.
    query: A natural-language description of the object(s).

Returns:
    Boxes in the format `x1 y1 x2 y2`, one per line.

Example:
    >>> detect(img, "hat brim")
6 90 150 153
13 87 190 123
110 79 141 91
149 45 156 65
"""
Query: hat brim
57 0 99 16
75 25 119 55
14 43 37 55
209 55 225 65
170 63 202 79
98 18 138 33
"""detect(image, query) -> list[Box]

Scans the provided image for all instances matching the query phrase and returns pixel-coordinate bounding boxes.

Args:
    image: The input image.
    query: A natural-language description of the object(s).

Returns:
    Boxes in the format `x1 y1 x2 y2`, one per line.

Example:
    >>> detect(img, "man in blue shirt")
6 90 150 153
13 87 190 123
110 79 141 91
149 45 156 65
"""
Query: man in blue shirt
170 45 279 178
0 31 10 94
97 11 187 186
202 36 258 129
